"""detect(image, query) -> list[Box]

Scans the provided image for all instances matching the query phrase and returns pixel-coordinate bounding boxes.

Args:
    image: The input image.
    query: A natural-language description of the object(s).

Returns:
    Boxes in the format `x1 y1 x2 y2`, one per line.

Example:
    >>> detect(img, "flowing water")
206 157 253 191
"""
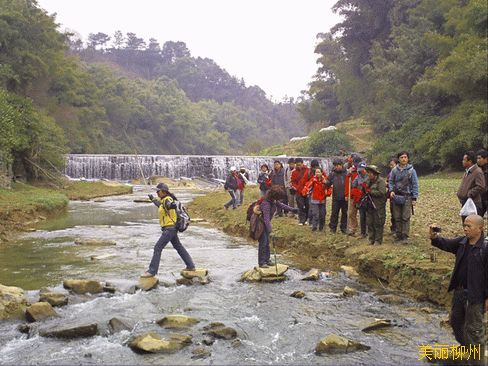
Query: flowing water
0 187 454 365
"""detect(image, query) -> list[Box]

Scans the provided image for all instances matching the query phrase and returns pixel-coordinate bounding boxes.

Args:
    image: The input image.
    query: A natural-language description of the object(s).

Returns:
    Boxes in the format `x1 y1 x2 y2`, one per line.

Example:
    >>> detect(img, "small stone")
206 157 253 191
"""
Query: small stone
290 291 305 299
361 319 392 332
109 317 133 333
25 302 58 322
231 339 242 348
176 278 193 286
191 347 211 359
439 318 450 328
315 334 370 355
156 315 200 329
343 286 358 297
17 324 30 334
202 337 214 346
301 268 320 281
103 286 116 293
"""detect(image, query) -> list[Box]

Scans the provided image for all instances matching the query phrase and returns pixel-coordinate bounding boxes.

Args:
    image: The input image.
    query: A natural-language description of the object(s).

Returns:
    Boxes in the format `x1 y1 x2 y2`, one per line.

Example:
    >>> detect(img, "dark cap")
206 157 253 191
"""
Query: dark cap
156 183 169 192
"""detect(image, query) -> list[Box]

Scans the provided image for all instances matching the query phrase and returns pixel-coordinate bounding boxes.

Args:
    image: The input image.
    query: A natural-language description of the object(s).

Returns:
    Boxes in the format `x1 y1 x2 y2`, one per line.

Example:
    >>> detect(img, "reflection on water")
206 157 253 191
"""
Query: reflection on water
0 188 455 365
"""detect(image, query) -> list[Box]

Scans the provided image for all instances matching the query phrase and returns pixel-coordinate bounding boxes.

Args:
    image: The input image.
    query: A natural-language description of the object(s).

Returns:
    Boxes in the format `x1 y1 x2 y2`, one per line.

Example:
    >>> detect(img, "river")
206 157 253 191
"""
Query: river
0 187 454 365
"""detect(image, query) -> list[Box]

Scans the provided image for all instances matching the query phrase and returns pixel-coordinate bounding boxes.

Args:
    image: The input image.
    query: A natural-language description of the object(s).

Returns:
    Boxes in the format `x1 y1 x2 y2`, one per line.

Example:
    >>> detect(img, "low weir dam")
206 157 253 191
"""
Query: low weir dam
64 155 333 181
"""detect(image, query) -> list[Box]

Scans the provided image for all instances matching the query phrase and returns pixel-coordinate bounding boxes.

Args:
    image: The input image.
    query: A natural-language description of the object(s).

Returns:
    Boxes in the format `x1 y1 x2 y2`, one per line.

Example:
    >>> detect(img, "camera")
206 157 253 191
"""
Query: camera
432 226 442 233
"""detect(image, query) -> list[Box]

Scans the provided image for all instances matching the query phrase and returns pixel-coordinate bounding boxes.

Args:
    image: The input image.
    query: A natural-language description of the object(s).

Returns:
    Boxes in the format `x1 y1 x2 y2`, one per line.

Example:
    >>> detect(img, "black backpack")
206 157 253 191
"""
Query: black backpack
163 197 190 233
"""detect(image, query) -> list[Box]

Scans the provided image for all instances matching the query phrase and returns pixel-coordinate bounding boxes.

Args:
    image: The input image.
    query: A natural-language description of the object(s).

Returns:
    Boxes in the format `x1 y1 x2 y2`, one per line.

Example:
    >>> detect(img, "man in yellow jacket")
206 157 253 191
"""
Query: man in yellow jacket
141 183 195 277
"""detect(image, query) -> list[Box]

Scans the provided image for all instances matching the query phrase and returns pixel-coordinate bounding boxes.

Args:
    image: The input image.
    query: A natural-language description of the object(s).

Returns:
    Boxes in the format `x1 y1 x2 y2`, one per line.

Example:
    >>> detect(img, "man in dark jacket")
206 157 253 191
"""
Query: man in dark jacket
476 149 488 217
457 151 485 222
430 215 487 362
223 167 239 209
364 165 387 245
326 159 348 233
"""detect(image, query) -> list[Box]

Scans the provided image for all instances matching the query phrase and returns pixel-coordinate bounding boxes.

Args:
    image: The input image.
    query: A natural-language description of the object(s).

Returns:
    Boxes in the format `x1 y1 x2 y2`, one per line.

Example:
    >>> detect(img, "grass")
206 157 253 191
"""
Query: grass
189 174 467 307
60 180 133 200
0 180 133 241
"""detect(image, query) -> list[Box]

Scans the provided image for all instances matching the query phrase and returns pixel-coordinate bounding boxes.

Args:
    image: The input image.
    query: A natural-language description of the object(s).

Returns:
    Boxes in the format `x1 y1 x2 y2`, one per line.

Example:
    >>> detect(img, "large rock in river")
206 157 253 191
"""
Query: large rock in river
25 302 58 322
315 334 370 355
0 284 28 320
137 277 159 291
129 332 192 353
39 290 68 307
63 279 103 294
39 322 98 339
157 314 200 329
240 264 288 282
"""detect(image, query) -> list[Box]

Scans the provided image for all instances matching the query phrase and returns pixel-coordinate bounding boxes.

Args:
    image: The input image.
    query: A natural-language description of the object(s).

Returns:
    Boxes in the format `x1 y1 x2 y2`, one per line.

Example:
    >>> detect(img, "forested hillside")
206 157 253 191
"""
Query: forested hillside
0 0 303 180
298 0 487 172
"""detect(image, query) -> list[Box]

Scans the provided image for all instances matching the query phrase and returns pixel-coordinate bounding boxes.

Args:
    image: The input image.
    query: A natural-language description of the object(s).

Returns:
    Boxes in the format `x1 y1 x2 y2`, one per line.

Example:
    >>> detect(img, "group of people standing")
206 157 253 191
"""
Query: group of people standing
246 151 419 246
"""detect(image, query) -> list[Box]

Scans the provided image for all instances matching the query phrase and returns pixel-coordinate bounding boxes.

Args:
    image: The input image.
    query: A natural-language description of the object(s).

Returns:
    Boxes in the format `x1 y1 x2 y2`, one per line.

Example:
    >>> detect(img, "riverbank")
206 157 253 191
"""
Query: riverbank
0 180 132 242
189 175 464 308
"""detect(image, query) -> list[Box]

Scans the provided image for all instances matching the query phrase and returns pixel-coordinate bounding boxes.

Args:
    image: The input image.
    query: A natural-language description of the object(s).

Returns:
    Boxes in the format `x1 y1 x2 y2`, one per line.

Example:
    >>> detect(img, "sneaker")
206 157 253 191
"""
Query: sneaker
375 241 382 245
368 240 374 245
185 267 196 271
140 271 155 278
298 223 304 226
259 264 269 268
266 260 275 266
224 205 229 210
311 227 317 232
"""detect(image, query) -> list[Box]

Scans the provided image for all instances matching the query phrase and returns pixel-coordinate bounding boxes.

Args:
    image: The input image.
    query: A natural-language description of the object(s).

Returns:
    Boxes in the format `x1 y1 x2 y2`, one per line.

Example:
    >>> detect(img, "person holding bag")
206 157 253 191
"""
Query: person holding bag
388 151 419 244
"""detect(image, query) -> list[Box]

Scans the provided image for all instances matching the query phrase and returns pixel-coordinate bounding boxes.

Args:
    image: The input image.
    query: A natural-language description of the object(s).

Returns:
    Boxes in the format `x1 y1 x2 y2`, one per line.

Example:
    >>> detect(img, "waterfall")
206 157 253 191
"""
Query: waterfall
64 155 334 181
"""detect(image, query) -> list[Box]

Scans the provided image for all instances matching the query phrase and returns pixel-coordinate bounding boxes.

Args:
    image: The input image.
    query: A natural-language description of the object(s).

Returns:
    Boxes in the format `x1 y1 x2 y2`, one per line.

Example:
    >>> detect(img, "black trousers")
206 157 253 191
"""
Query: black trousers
329 199 348 232
296 195 309 224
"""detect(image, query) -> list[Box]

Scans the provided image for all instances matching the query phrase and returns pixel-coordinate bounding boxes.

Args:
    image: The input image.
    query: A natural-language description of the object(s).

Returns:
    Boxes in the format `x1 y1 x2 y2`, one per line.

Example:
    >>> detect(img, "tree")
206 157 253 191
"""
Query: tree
87 32 111 50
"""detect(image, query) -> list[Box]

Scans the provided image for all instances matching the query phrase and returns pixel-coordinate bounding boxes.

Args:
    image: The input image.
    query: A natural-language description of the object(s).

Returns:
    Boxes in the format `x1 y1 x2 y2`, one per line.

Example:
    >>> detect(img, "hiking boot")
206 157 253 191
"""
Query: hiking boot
298 222 304 226
311 227 317 232
140 271 155 278
266 260 275 266
224 205 229 210
185 267 196 271
360 233 367 239
368 240 374 245
374 241 382 245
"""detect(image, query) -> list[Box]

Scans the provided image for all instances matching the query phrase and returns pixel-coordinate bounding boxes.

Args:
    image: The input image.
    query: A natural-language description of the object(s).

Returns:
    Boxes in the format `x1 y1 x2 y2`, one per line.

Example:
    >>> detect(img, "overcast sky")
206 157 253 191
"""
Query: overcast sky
38 0 341 101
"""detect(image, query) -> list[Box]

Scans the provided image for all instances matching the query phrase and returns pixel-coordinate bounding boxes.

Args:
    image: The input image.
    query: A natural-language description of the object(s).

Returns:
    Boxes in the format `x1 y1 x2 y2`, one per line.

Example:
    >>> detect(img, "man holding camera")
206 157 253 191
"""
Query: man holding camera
430 215 487 363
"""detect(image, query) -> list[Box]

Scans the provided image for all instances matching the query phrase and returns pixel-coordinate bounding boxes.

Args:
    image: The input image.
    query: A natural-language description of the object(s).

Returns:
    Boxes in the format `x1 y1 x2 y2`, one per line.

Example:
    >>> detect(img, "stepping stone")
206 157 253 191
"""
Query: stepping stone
157 315 200 329
180 268 208 280
129 332 192 353
137 277 158 291
315 334 370 355
25 302 58 322
361 319 392 332
63 279 103 294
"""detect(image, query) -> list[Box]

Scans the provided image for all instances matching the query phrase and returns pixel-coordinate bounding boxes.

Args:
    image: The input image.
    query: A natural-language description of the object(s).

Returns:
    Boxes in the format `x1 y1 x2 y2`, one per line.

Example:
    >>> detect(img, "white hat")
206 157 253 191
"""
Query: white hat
230 166 237 171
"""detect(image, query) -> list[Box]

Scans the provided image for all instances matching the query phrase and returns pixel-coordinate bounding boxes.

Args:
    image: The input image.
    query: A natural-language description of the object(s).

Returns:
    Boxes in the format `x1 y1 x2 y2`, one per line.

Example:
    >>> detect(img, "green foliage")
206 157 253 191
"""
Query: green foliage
0 88 67 178
301 0 487 171
305 130 352 157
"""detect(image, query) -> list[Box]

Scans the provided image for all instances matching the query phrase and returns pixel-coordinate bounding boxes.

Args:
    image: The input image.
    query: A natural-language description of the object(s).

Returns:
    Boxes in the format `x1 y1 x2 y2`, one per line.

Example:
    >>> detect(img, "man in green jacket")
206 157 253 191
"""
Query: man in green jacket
364 165 387 245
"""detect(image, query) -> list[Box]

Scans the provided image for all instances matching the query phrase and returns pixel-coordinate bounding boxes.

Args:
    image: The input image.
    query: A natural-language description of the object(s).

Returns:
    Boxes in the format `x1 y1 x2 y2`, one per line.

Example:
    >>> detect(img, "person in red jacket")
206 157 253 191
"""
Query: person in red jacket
349 162 368 238
290 158 310 225
303 168 330 231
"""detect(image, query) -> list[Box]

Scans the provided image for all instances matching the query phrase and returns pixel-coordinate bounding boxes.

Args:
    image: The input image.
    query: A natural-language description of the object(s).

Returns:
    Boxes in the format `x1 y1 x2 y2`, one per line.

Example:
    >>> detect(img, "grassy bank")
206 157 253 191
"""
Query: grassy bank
0 180 133 241
190 174 465 308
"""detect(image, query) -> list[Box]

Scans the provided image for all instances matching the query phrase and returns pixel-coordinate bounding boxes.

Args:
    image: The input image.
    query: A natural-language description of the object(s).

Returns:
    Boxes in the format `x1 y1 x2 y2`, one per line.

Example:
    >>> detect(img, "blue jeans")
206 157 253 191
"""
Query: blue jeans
258 231 270 266
148 227 195 275
224 190 237 208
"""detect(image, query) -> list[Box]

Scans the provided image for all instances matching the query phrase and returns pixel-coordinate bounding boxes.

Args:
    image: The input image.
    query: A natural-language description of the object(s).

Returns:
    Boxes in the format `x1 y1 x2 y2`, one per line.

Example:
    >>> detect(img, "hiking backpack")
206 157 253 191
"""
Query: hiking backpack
164 198 191 233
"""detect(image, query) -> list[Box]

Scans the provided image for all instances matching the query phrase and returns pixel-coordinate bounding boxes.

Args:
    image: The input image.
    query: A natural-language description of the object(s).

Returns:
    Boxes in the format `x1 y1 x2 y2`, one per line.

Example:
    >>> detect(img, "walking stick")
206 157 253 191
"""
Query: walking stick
272 235 278 276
